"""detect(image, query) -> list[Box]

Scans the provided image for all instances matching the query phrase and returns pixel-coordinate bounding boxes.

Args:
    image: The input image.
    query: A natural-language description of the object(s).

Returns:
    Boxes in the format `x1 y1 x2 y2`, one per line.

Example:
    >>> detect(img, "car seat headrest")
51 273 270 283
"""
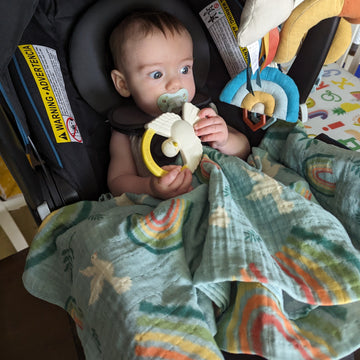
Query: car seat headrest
69 0 210 116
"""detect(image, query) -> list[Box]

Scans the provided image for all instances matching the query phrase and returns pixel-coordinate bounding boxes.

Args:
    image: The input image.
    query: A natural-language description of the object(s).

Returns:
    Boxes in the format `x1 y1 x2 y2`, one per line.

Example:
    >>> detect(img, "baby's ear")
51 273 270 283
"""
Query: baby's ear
111 69 131 97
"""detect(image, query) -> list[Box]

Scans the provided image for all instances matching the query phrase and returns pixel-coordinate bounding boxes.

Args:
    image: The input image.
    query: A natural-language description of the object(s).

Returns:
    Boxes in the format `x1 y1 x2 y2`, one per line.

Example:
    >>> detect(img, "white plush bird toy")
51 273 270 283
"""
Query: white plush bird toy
141 102 203 177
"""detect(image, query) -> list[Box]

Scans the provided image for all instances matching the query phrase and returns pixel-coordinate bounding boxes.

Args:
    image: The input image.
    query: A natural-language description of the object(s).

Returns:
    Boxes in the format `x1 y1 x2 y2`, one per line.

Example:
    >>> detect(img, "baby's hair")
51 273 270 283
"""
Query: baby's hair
109 10 190 70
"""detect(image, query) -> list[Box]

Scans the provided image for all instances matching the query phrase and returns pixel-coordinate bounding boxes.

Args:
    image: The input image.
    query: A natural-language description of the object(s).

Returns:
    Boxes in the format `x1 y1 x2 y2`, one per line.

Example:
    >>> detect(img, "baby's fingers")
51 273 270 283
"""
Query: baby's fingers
165 167 193 195
159 166 182 185
195 122 225 137
197 107 217 119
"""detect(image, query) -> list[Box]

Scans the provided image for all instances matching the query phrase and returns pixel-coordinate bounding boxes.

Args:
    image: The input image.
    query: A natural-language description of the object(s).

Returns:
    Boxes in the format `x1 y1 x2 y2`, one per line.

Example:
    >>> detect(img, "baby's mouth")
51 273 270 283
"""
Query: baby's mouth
157 89 189 113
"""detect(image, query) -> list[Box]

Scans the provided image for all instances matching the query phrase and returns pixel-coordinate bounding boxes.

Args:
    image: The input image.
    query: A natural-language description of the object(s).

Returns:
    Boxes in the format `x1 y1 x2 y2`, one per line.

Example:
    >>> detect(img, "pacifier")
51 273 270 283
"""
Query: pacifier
157 88 189 113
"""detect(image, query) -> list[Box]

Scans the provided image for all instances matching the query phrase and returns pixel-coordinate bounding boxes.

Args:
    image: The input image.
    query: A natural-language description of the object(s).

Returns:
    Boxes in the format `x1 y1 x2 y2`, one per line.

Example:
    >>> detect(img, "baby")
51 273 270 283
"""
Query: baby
108 10 250 199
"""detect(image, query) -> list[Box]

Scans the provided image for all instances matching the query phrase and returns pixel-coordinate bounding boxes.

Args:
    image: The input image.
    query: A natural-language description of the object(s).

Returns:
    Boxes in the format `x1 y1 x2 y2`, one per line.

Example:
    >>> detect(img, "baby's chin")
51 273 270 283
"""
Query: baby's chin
136 104 162 117
146 108 165 117
149 111 163 118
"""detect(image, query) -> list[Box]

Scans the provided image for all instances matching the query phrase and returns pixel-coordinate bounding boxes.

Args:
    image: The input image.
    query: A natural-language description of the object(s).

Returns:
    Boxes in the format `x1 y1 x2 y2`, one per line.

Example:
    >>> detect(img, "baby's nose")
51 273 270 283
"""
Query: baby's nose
165 75 181 92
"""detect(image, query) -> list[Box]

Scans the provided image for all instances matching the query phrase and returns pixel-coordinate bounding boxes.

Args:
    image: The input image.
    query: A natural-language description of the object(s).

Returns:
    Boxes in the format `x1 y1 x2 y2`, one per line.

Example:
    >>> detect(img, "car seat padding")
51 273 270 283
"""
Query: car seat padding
69 0 210 116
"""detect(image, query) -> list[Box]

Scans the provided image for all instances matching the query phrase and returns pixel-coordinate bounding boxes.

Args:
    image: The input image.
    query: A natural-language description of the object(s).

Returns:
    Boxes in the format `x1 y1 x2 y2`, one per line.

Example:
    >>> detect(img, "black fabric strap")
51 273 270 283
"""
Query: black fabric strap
108 92 213 136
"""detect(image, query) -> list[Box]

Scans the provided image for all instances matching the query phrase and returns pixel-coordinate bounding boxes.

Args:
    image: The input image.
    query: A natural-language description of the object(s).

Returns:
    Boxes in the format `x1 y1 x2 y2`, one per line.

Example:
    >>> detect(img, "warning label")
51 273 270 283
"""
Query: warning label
18 44 82 143
199 0 248 78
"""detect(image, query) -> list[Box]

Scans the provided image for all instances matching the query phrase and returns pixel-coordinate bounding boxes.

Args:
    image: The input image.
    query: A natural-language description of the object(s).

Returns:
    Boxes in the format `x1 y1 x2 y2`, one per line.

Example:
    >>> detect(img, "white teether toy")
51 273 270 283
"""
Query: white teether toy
141 102 203 177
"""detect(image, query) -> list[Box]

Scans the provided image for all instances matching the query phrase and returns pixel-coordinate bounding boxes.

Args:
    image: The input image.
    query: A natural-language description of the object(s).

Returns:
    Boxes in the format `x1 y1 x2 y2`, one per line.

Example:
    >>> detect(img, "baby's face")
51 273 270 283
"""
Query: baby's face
119 29 196 116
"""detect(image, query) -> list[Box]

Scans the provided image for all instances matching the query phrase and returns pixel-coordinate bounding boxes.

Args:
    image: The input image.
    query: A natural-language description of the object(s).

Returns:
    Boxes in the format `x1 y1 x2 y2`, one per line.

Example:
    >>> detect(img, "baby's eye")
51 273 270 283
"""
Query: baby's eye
149 71 163 79
180 66 190 75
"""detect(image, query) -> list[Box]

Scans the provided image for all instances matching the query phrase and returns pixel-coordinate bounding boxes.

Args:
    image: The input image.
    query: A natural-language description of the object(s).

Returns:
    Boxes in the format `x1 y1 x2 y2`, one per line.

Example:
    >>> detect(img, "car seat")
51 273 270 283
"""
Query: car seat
0 0 340 225
0 1 349 359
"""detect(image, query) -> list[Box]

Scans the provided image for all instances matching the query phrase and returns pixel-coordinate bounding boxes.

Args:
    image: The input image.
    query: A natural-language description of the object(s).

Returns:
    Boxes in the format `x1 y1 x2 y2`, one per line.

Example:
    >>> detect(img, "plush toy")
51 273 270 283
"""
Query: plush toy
227 0 360 131
274 0 360 64
338 0 360 24
237 0 360 66
221 1 301 131
237 0 296 47
141 102 202 177
220 67 299 131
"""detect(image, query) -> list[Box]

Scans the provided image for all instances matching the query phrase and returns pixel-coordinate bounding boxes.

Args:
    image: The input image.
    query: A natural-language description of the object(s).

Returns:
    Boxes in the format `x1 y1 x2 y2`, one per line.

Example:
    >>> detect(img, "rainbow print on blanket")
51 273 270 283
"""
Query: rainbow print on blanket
23 122 360 359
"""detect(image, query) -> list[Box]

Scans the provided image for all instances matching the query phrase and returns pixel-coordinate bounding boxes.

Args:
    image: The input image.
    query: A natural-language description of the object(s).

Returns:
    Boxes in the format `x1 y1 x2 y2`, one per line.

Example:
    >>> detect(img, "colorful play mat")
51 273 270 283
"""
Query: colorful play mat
305 62 360 152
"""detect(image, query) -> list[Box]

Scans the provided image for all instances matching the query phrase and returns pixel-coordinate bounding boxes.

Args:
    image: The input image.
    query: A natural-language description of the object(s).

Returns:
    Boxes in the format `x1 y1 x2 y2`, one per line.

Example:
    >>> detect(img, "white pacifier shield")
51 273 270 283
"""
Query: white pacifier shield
157 88 189 113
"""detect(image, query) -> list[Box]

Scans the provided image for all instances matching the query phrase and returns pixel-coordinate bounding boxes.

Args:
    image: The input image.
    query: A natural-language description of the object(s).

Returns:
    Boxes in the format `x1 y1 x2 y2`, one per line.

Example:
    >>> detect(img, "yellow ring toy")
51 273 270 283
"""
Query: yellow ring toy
141 128 168 177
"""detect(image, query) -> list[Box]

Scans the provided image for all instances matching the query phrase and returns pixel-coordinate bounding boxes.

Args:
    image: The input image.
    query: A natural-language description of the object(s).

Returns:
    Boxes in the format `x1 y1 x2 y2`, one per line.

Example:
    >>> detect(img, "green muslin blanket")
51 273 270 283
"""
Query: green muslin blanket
23 122 360 360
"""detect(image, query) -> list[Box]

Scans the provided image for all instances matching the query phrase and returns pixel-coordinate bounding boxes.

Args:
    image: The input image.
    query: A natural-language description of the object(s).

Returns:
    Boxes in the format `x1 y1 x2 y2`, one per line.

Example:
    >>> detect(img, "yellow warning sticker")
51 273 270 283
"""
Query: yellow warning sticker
18 44 82 144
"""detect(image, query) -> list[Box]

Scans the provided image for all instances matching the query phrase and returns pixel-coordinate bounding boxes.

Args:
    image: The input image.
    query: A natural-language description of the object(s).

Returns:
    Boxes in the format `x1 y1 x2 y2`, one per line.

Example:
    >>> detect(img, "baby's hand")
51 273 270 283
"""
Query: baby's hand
194 108 229 150
149 165 193 199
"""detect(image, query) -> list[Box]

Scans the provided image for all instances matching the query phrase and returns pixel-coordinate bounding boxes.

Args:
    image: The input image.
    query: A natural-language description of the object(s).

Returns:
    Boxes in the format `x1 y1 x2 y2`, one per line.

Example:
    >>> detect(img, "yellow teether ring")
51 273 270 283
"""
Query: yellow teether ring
141 128 168 177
